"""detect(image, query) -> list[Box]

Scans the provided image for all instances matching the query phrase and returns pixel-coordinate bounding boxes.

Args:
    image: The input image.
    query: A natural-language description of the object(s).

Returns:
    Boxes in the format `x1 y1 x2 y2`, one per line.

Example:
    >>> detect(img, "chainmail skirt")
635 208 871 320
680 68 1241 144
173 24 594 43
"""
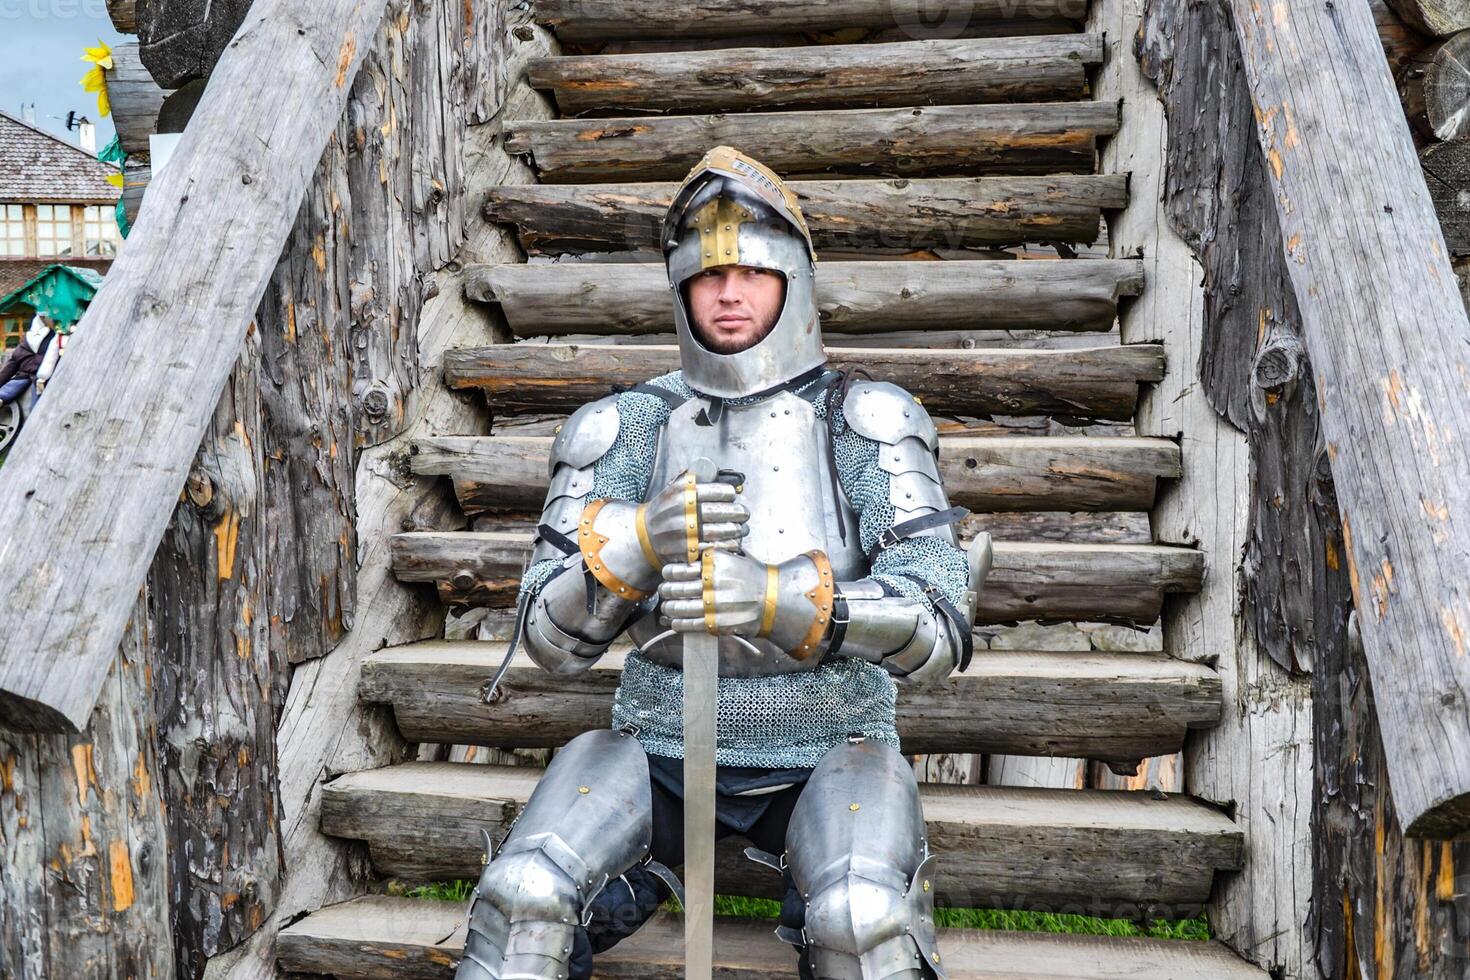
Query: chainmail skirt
611 650 901 768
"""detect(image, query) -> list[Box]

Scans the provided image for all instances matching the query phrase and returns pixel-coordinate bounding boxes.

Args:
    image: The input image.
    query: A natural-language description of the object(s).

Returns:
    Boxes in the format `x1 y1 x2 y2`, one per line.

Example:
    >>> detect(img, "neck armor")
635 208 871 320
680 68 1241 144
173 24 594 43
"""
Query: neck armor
661 145 825 399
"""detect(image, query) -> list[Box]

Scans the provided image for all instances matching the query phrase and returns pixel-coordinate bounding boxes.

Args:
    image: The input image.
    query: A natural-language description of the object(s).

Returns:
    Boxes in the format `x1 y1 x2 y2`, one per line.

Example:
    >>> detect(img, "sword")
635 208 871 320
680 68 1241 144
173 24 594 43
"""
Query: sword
683 626 717 979
682 457 725 980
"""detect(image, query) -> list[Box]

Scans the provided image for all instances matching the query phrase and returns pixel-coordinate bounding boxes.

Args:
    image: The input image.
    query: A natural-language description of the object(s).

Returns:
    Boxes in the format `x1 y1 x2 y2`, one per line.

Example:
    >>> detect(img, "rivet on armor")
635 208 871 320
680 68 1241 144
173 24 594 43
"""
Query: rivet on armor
849 802 861 811
933 953 941 963
923 880 930 892
578 786 590 794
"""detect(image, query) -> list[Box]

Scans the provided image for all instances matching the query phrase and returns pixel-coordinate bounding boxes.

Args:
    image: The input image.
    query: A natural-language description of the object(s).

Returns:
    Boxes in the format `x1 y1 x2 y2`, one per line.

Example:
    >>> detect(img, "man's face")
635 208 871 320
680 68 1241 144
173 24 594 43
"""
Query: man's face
686 265 786 354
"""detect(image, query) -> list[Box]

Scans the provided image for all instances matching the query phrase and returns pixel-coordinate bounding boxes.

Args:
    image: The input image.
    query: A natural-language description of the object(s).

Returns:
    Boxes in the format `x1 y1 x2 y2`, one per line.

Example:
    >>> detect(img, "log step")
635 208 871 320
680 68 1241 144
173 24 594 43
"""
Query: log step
278 896 1272 979
443 342 1163 422
318 761 1242 915
531 0 1093 44
529 36 1104 116
485 175 1128 255
465 259 1144 337
409 435 1181 516
504 102 1120 182
389 532 1204 626
360 641 1221 765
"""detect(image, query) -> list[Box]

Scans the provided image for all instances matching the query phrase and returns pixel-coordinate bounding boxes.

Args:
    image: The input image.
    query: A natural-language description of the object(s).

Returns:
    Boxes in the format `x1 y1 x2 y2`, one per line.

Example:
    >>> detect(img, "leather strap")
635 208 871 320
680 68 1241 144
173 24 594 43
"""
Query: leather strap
867 506 969 559
899 573 975 673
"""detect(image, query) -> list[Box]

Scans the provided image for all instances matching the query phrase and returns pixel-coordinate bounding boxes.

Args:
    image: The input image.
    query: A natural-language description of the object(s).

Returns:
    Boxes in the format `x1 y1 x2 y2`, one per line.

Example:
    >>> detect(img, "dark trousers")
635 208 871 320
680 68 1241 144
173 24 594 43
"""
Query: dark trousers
570 753 813 979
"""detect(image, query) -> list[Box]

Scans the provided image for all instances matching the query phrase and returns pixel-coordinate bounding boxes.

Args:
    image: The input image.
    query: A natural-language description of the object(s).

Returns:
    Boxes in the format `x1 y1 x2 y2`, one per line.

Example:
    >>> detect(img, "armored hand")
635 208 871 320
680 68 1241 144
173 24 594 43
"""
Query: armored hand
638 459 750 564
658 549 836 661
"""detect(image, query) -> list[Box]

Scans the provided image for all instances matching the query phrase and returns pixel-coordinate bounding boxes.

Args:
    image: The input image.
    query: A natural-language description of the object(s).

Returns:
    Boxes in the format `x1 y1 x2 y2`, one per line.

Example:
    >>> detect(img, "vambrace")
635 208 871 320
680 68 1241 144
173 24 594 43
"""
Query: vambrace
522 557 643 675
828 581 962 684
825 534 992 683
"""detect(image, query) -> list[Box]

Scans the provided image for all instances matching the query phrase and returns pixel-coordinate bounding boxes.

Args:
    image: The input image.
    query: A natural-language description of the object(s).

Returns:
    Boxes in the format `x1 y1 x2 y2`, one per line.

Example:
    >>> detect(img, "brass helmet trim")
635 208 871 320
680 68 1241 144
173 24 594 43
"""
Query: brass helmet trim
662 146 826 400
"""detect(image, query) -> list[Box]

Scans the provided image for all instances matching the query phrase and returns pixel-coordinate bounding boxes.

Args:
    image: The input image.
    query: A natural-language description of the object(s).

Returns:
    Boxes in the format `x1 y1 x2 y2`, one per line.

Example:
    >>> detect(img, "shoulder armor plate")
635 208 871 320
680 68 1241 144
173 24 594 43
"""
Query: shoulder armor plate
842 381 938 450
549 394 622 476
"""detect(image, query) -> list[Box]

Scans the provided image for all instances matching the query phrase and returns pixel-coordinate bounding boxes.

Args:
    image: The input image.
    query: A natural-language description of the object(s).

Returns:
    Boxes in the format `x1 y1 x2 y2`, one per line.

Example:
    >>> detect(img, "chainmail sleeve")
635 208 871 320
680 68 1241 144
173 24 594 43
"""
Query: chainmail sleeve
812 395 971 612
515 371 694 602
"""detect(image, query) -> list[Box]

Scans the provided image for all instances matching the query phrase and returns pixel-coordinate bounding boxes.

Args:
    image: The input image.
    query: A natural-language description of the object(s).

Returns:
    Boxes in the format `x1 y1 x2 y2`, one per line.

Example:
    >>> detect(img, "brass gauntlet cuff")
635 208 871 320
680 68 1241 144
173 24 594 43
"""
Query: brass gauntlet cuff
764 550 836 661
579 499 659 601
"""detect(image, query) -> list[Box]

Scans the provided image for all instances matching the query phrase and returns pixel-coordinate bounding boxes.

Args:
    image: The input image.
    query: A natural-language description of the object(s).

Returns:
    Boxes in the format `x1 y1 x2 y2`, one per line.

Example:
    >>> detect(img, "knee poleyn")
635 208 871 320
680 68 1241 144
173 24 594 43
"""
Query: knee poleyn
457 849 584 980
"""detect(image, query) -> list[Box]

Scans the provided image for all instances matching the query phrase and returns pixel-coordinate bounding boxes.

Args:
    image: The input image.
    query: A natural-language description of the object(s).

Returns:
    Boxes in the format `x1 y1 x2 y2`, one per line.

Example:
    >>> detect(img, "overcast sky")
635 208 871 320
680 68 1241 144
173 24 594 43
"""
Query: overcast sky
0 1 127 151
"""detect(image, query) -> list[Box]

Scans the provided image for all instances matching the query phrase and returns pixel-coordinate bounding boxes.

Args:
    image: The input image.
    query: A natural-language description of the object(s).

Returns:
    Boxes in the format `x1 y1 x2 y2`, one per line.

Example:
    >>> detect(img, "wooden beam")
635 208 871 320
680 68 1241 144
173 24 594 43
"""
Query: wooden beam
505 102 1120 182
411 434 1181 515
0 601 174 978
528 36 1102 115
443 342 1162 421
1401 31 1470 141
466 259 1145 337
278 896 1273 979
107 41 171 161
389 531 1204 625
1385 0 1470 37
531 0 1092 42
484 175 1126 255
360 641 1220 765
0 0 391 734
1229 0 1470 837
320 762 1241 915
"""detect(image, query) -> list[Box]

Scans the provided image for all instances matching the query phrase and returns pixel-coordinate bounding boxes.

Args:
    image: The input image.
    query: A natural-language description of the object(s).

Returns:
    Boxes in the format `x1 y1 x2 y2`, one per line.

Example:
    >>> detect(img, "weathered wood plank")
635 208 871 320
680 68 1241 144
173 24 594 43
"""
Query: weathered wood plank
444 342 1161 421
389 531 1204 625
531 0 1092 42
411 434 1180 515
0 0 392 735
1401 30 1470 141
528 36 1103 115
321 761 1241 915
1386 0 1470 37
505 102 1120 182
466 259 1145 337
1110 0 1316 972
485 175 1126 255
107 41 171 161
278 896 1272 979
199 27 551 979
360 641 1220 764
1228 0 1470 837
0 600 174 979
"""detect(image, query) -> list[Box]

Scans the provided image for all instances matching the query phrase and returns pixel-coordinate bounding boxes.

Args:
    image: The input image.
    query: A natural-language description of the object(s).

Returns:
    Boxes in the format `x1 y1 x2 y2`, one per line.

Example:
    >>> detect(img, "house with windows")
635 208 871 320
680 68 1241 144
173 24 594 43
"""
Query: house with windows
0 108 120 349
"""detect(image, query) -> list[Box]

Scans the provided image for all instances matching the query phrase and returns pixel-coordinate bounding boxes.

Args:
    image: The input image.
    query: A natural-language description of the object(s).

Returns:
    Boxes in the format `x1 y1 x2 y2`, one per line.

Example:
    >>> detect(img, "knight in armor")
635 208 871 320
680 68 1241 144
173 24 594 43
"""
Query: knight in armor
456 146 992 980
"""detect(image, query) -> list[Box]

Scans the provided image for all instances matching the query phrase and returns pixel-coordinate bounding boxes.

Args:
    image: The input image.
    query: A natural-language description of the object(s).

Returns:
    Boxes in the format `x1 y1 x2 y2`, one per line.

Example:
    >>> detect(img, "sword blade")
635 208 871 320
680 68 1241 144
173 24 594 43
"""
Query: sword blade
682 629 718 980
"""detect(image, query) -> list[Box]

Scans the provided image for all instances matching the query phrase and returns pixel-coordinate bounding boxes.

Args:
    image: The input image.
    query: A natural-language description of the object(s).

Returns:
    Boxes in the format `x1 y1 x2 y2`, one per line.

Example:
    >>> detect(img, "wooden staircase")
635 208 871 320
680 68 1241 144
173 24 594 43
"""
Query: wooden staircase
276 1 1269 976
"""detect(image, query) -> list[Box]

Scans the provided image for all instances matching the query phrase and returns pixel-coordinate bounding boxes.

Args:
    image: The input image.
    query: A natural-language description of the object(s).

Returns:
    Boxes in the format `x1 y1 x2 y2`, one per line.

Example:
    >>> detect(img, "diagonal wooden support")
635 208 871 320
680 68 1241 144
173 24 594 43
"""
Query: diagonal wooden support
0 0 391 734
1229 0 1470 837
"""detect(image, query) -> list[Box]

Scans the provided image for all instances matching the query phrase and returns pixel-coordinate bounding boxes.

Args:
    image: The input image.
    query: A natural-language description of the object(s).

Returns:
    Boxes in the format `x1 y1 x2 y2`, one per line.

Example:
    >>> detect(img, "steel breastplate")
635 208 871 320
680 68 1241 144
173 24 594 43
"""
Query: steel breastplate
625 390 868 676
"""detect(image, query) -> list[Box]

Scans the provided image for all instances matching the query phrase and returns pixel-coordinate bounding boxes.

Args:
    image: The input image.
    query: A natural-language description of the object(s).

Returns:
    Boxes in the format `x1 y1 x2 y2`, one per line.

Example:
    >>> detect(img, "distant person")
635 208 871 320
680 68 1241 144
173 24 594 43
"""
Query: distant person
0 314 55 407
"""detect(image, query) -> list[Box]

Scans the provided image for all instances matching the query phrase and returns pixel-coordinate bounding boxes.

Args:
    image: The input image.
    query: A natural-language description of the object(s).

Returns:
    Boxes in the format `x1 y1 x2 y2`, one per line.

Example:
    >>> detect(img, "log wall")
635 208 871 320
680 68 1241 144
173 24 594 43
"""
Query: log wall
1093 0 1316 974
0 599 174 979
1139 0 1470 975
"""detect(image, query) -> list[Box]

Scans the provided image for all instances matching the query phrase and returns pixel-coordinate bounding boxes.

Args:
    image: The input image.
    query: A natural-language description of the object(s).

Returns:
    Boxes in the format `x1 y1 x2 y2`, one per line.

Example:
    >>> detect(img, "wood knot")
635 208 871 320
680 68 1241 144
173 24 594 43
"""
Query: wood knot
1251 336 1305 391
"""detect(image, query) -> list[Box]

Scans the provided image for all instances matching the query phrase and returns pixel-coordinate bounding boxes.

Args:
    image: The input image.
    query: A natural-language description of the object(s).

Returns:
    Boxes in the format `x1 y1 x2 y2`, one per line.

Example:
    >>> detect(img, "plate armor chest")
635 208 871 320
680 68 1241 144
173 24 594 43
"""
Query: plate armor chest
624 390 868 676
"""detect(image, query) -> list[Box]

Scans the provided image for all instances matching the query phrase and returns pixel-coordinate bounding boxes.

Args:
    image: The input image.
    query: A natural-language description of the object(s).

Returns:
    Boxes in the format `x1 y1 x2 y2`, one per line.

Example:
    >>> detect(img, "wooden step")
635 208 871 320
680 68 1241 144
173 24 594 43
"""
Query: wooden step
318 762 1241 914
485 175 1127 255
465 259 1144 337
360 641 1220 764
390 532 1204 625
532 0 1092 44
279 896 1272 979
409 435 1180 516
444 343 1162 421
529 36 1104 116
504 102 1120 182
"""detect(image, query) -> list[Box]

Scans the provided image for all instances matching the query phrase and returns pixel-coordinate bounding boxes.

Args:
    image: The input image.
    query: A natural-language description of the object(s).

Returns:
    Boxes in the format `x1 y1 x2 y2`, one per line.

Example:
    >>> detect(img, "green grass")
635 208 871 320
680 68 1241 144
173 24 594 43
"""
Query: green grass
404 882 1209 941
